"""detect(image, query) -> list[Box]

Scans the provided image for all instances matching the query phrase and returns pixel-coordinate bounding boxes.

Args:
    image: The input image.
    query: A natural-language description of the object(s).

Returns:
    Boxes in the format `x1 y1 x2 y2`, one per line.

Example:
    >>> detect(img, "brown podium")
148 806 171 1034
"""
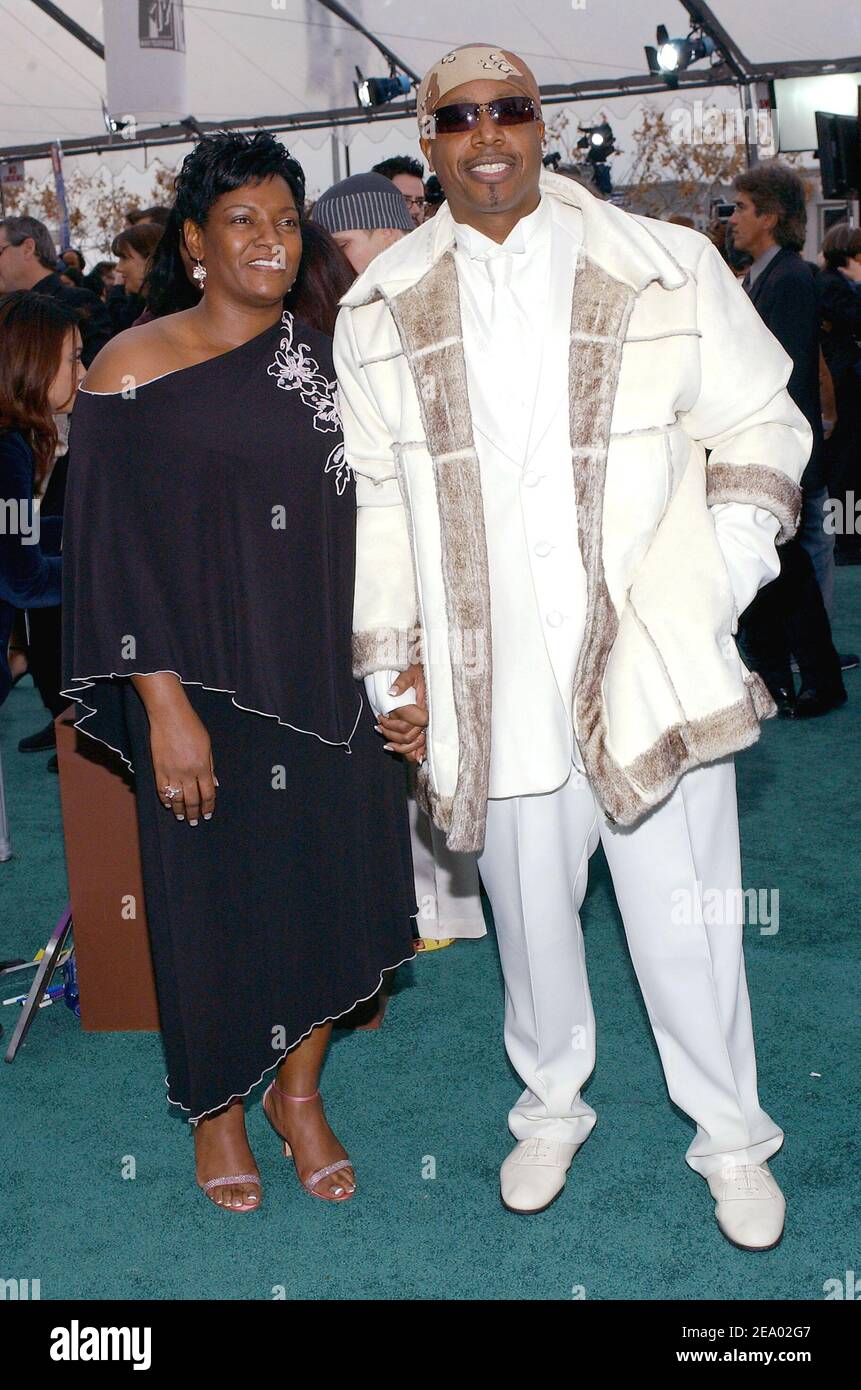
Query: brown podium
56 710 160 1031
56 709 387 1034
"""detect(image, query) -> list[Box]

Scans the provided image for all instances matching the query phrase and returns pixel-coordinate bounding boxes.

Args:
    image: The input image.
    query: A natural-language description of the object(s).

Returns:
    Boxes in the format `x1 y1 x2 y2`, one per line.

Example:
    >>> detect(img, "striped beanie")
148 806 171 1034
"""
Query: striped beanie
312 173 413 234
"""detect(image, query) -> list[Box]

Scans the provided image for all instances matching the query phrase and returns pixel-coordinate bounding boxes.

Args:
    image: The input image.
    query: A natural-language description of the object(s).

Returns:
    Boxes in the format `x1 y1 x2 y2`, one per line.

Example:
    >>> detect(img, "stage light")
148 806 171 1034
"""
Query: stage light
645 24 716 88
657 44 680 72
574 122 616 196
101 101 136 140
576 121 616 162
354 68 411 110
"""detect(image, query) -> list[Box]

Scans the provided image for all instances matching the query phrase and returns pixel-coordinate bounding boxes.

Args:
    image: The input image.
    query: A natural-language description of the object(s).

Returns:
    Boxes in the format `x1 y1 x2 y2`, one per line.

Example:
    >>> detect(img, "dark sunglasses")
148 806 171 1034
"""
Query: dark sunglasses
424 95 538 138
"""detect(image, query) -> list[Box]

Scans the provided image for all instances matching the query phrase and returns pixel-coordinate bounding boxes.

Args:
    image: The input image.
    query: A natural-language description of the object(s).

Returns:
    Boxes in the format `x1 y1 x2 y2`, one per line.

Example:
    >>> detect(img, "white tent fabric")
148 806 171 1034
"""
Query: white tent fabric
0 0 857 201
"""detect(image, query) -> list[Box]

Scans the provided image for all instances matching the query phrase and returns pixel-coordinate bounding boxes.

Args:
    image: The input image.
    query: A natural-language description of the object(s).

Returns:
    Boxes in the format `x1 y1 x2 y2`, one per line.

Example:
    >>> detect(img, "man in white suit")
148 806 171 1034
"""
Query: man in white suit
333 44 810 1248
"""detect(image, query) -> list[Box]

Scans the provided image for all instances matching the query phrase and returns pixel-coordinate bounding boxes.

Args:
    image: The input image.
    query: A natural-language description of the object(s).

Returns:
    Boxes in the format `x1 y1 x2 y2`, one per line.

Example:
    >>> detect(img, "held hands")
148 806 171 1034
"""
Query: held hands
150 706 217 825
375 663 428 765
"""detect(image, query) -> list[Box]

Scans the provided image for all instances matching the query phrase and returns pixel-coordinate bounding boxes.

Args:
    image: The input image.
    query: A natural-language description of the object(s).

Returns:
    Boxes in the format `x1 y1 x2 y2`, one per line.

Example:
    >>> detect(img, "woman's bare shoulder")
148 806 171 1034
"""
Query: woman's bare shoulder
82 316 192 394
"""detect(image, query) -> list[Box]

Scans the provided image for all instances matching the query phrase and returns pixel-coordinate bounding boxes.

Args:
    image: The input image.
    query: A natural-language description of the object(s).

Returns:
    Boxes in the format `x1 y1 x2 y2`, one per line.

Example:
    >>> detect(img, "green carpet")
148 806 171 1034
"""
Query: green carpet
2 570 859 1301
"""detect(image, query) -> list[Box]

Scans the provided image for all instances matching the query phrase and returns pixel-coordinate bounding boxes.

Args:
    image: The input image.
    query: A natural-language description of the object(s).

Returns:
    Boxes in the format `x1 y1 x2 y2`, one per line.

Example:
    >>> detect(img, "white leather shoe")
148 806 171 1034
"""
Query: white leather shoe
500 1137 581 1214
706 1162 786 1250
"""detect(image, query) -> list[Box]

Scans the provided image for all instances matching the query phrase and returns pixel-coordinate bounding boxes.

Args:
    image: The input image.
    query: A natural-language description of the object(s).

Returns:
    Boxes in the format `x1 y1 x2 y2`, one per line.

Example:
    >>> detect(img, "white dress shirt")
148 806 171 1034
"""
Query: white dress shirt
451 193 587 797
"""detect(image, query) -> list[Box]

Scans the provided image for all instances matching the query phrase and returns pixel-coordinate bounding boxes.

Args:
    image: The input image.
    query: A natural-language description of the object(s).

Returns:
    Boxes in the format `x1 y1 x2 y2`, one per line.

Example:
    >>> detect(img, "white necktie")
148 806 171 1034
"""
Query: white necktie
485 253 513 336
480 252 533 452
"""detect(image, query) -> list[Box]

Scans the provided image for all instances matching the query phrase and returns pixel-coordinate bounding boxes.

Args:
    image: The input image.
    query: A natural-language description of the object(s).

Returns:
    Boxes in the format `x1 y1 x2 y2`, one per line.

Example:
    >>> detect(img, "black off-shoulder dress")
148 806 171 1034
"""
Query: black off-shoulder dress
62 312 417 1122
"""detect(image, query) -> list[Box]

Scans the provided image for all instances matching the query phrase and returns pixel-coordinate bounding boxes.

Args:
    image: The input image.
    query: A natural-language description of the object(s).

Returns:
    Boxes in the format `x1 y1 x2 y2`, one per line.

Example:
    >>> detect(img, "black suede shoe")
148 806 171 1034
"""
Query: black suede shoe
18 721 56 752
839 653 860 672
792 687 848 719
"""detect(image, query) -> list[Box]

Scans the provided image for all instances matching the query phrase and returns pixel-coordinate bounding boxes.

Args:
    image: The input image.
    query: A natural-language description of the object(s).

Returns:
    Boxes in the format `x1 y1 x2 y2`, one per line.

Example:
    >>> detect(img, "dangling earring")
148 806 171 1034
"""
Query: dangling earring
192 258 207 285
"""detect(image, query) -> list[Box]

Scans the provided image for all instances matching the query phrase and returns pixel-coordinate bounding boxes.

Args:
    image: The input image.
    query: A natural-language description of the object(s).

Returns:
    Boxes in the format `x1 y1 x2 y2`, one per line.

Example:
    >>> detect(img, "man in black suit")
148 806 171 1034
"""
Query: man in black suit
730 164 847 718
0 215 112 367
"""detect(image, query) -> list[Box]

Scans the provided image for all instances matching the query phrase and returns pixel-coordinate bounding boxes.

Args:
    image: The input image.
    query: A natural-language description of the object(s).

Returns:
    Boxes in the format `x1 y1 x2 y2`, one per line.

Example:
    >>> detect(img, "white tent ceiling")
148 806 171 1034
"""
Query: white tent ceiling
1 0 858 198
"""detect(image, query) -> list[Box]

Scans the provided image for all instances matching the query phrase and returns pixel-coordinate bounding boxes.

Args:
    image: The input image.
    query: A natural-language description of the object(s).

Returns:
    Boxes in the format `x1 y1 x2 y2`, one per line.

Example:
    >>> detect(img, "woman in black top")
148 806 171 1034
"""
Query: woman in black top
0 293 83 708
62 133 417 1213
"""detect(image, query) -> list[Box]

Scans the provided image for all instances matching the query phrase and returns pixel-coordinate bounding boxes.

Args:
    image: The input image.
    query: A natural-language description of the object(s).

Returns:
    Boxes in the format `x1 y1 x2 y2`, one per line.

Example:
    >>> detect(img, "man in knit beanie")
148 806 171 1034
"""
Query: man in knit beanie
312 171 414 274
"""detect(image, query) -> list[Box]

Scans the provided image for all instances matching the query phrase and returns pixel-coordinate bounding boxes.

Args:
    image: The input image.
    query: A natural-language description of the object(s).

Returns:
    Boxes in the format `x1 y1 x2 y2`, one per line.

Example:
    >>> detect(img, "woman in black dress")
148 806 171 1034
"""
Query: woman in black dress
62 133 417 1212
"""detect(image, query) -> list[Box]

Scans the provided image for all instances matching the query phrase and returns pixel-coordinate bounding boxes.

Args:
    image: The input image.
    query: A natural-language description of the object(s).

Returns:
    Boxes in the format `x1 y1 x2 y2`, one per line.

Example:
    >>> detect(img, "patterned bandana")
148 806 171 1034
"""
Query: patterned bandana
417 44 542 139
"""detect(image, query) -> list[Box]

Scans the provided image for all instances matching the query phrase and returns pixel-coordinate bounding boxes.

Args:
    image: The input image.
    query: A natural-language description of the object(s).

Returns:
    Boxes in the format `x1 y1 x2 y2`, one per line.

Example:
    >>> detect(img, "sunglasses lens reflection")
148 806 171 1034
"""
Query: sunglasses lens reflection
433 96 536 134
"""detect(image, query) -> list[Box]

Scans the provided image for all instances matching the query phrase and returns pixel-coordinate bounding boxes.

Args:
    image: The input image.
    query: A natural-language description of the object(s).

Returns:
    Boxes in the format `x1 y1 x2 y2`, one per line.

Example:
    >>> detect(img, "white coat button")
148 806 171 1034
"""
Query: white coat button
534 541 552 557
546 611 564 628
522 470 541 488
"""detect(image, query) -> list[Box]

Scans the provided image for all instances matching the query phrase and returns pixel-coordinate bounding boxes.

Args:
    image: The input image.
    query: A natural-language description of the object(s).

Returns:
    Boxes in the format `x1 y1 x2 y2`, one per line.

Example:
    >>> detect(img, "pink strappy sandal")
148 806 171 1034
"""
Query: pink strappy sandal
262 1081 356 1202
197 1172 261 1213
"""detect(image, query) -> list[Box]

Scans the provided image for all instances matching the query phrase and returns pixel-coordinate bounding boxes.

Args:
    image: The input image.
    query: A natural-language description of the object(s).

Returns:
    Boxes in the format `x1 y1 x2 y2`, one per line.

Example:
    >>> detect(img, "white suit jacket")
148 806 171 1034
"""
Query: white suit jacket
334 169 810 851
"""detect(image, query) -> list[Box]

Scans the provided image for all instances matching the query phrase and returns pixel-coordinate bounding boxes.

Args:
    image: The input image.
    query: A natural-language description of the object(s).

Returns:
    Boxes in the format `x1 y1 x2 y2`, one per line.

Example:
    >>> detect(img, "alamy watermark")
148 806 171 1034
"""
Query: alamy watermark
671 881 779 935
670 101 775 149
824 493 861 536
0 497 39 544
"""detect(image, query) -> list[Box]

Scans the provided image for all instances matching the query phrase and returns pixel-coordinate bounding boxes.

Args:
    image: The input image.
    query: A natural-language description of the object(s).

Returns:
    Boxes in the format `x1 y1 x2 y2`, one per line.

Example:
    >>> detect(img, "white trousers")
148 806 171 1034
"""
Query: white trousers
477 757 784 1178
408 774 487 940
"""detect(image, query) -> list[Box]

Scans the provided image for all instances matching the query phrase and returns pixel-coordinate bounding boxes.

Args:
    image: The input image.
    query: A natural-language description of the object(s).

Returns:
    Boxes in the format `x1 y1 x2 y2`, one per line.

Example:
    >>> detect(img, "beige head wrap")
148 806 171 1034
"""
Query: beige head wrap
417 44 542 139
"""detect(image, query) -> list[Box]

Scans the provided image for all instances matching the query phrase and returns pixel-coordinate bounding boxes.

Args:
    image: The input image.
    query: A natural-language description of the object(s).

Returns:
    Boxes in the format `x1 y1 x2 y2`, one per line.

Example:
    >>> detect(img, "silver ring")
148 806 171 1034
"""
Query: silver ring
162 785 182 801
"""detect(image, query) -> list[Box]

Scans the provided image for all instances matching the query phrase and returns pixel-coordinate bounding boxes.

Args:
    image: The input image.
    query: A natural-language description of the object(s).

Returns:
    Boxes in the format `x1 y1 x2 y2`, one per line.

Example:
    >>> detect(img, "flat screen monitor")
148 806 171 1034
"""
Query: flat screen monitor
773 74 861 152
815 110 860 199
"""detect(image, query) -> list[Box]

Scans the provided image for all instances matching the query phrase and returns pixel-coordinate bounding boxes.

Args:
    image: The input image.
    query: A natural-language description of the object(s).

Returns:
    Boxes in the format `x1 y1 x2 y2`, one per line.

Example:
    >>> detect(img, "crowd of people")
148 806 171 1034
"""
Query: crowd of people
2 151 857 778
0 39 859 1242
2 147 858 755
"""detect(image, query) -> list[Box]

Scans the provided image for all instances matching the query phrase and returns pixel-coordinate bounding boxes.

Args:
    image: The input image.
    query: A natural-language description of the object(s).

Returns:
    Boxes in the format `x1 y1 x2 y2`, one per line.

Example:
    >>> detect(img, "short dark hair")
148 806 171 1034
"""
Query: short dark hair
424 174 445 207
111 221 164 262
83 261 116 299
127 206 171 228
372 155 425 184
733 162 808 252
173 131 306 232
0 215 57 270
821 221 861 270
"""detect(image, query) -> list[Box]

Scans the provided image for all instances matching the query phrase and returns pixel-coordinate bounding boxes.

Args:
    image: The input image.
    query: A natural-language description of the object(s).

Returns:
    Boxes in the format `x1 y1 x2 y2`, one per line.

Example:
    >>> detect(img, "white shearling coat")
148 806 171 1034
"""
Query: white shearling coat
333 169 810 853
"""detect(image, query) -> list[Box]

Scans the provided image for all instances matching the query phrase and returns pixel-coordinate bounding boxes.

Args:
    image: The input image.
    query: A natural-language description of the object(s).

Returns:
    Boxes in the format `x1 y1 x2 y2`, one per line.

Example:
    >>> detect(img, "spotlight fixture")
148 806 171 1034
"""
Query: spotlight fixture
576 121 616 162
101 101 136 140
575 122 616 196
354 67 411 110
645 24 716 89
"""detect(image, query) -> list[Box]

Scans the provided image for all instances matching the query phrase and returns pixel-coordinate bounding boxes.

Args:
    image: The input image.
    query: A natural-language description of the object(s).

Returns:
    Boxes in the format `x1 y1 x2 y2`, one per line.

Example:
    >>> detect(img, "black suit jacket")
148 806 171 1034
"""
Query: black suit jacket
817 266 861 385
747 247 823 490
31 271 113 368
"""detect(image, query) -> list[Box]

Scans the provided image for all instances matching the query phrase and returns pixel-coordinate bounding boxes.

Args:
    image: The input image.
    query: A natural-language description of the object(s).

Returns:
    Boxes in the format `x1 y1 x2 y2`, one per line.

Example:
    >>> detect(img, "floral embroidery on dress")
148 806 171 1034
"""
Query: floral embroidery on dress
267 311 354 495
